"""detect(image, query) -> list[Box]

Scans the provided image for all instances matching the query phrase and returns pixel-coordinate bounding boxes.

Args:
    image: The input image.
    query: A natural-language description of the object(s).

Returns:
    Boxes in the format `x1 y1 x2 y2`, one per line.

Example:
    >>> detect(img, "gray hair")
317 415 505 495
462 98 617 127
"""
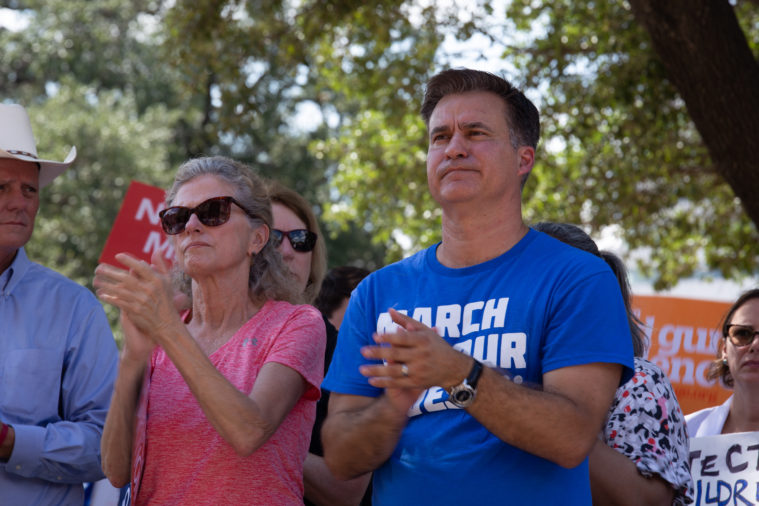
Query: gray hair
166 156 301 305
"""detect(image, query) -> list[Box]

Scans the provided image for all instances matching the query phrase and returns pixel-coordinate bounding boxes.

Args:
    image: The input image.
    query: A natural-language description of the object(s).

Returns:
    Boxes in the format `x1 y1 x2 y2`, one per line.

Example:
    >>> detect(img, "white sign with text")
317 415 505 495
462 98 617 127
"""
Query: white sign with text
689 432 759 506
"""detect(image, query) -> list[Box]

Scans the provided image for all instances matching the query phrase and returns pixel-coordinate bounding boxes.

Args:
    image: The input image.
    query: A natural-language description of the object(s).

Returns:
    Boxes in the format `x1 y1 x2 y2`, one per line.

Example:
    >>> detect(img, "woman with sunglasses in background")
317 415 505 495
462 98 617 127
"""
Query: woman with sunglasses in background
266 181 327 306
93 156 326 505
266 180 372 506
686 288 759 436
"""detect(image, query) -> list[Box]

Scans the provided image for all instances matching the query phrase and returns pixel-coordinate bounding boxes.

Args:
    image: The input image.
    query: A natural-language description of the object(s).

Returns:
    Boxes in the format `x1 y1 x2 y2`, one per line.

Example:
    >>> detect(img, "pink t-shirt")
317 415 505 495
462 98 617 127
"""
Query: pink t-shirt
134 300 326 505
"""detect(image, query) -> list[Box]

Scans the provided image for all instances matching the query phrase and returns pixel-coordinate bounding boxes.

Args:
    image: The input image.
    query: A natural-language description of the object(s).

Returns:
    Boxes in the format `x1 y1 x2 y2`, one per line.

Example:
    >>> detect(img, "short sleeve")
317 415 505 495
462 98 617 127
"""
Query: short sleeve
322 279 383 397
541 268 635 384
265 304 326 401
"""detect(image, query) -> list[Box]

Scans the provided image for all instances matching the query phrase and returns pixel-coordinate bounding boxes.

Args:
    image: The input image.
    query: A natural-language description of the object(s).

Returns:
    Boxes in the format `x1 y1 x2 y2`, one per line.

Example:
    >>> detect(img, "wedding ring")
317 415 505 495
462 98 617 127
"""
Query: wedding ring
400 363 409 377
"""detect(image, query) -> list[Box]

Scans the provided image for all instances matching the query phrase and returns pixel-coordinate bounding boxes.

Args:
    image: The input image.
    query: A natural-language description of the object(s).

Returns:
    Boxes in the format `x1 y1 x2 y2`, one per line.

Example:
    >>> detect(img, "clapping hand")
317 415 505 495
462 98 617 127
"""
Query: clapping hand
359 308 472 414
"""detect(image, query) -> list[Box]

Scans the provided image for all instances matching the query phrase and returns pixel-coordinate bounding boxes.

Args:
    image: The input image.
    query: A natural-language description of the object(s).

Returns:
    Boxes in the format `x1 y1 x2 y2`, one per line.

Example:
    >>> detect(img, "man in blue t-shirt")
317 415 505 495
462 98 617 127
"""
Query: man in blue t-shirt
321 69 635 505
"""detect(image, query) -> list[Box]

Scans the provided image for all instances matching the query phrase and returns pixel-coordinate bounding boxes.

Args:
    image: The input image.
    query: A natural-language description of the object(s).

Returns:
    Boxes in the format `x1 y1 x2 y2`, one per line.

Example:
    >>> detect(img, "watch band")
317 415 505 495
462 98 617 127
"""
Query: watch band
465 359 483 389
447 359 484 408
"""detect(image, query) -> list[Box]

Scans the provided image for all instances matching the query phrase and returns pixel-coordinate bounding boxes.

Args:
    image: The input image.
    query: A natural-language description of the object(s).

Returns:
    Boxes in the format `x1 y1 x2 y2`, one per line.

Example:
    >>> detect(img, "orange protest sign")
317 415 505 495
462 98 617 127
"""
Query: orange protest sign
632 295 732 416
99 181 174 268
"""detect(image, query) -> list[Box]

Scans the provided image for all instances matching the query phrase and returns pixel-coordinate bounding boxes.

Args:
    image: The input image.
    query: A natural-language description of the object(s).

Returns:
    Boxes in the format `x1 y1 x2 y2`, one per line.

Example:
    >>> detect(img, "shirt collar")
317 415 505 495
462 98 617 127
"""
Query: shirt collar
1 247 32 295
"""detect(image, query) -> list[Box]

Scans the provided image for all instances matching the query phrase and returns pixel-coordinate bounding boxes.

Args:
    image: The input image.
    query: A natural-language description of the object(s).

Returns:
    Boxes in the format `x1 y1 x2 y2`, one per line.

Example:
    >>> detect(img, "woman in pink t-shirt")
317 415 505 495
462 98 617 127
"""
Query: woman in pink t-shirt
94 156 326 505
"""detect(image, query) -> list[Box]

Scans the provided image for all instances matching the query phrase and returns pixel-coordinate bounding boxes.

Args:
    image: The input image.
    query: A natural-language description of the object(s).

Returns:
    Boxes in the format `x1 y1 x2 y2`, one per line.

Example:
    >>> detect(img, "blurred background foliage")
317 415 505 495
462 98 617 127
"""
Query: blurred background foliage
2 1 757 327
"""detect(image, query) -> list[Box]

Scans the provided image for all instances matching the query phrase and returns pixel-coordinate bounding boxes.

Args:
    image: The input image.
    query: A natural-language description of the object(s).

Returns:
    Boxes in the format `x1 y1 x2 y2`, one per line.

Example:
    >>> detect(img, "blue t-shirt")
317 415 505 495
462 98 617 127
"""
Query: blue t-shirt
323 229 634 505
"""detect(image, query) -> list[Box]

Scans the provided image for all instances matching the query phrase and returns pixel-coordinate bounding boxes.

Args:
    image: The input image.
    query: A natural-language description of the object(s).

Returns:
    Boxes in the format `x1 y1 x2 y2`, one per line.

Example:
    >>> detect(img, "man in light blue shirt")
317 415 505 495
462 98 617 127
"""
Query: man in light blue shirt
0 103 118 505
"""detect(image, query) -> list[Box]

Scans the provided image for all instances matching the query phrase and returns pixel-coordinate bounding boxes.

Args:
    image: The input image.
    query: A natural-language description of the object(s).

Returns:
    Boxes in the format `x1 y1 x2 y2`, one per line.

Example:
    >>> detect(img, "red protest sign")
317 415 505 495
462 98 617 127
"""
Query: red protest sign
99 181 174 268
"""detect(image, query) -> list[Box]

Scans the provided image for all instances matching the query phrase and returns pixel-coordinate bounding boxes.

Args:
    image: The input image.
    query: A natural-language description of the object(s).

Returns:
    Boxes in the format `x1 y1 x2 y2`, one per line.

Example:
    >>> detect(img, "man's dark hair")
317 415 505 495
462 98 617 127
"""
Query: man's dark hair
420 68 540 150
314 266 371 318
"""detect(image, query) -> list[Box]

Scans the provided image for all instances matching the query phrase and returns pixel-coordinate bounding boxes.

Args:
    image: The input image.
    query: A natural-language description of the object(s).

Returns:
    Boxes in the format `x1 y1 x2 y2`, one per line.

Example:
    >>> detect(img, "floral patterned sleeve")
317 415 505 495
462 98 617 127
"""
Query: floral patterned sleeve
603 357 694 505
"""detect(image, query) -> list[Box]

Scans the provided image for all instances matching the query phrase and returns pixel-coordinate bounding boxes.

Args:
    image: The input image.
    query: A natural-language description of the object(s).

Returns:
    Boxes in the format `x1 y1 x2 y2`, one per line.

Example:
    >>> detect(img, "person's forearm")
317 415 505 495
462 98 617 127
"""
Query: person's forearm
157 326 301 456
158 328 270 454
304 453 371 506
468 365 619 468
358 309 623 470
589 439 675 505
323 394 408 479
101 355 145 487
3 421 107 483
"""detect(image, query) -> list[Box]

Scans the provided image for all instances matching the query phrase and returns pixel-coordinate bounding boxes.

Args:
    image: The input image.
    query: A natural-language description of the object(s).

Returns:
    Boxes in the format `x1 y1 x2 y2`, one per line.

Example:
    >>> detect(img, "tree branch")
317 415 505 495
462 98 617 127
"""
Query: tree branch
629 0 759 228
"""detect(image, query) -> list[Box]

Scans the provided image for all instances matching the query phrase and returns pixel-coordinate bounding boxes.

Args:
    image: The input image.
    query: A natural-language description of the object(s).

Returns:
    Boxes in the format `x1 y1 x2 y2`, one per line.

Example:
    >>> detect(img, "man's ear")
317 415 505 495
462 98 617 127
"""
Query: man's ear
517 145 535 178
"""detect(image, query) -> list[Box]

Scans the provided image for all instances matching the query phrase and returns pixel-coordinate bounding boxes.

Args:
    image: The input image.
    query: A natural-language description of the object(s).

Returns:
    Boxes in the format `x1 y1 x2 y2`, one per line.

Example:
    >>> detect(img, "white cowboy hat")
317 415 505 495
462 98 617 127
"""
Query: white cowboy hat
0 103 77 187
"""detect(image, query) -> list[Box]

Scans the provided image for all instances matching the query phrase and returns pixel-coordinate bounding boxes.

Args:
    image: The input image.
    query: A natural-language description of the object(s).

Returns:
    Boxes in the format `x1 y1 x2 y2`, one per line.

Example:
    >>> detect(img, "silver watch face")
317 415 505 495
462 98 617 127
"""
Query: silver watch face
449 384 475 407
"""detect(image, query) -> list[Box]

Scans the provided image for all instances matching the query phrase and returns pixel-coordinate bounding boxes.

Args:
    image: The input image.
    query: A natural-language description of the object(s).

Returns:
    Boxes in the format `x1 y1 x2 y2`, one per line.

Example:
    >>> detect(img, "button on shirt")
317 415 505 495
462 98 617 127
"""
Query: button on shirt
0 248 118 505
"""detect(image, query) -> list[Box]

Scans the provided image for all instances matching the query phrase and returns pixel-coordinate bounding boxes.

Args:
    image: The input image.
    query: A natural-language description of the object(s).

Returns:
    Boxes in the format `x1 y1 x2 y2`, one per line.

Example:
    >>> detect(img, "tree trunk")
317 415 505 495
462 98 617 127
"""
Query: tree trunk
630 0 759 228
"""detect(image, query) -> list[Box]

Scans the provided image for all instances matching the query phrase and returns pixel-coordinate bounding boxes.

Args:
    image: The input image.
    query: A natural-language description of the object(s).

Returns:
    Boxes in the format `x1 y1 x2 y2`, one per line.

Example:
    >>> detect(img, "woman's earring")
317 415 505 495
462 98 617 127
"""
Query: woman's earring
722 358 728 365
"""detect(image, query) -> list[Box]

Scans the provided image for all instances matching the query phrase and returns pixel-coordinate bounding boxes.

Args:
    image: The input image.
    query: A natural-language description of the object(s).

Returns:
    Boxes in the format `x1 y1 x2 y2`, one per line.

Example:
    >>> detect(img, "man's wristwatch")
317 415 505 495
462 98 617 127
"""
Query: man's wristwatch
447 359 483 408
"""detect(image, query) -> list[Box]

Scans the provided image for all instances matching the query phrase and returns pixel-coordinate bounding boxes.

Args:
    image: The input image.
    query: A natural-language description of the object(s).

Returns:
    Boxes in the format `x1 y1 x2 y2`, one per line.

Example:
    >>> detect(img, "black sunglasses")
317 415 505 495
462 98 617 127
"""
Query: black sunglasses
725 324 759 347
159 196 254 235
271 229 317 253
